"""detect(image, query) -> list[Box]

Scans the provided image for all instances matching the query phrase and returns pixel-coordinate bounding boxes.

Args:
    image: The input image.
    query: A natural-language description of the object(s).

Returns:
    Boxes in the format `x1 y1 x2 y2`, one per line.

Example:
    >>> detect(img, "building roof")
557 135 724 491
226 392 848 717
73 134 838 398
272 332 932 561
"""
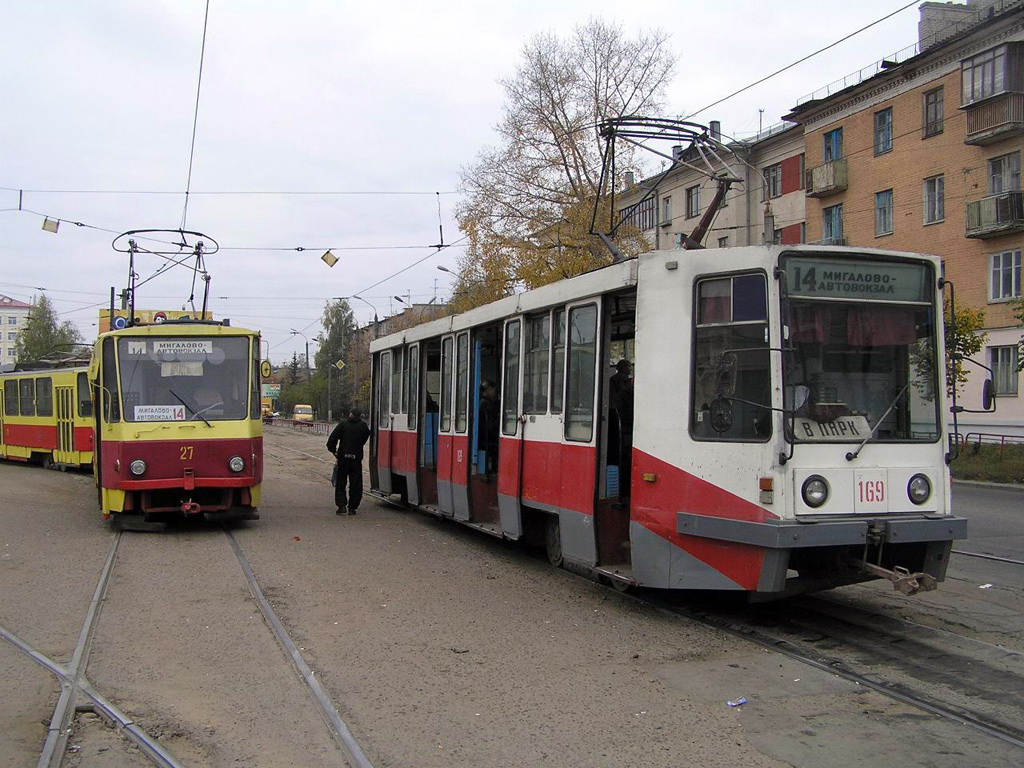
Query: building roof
0 295 33 309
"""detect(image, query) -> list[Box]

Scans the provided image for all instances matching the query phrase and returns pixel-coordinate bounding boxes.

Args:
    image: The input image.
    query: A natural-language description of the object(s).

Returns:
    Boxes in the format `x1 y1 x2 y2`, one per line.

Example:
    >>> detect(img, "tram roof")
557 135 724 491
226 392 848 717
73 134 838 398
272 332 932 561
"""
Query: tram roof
370 244 943 352
370 257 639 351
95 319 259 342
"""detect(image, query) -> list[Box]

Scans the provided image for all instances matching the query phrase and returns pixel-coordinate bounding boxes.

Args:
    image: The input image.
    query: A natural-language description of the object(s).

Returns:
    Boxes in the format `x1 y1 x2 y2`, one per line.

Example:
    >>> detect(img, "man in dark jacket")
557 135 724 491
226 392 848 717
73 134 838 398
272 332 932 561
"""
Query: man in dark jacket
326 408 372 515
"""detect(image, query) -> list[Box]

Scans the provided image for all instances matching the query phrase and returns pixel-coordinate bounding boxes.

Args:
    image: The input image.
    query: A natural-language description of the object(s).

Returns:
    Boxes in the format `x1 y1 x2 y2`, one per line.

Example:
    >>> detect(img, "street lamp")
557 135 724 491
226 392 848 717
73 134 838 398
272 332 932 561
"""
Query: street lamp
290 329 311 382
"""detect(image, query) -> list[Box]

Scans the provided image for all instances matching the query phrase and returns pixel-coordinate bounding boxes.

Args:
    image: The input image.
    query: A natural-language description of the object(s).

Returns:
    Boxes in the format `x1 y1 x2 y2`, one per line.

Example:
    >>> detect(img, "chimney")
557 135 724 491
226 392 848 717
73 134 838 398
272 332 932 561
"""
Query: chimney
671 145 684 160
623 171 635 188
709 121 721 141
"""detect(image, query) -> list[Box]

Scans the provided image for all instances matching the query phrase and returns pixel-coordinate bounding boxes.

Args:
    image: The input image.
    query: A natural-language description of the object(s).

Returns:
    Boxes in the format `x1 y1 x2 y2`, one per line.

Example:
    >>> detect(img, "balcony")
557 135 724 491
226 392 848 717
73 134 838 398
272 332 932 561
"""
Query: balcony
805 159 848 198
965 192 1024 238
964 93 1024 145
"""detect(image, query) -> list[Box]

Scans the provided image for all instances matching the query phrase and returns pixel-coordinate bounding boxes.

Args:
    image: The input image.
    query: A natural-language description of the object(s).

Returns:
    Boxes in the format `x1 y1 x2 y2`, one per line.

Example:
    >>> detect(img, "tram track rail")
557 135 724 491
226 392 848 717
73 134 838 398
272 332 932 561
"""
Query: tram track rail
642 588 1024 751
1 516 375 767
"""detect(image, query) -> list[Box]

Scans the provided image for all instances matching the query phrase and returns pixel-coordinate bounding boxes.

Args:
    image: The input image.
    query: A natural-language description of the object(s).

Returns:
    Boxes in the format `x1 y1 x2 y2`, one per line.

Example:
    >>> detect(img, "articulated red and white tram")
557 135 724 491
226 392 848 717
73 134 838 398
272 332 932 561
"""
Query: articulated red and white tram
369 245 967 597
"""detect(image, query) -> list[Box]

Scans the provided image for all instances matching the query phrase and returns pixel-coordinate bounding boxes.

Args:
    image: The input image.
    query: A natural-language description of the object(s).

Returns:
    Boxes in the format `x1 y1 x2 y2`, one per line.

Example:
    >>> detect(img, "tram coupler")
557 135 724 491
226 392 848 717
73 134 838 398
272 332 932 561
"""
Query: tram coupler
181 500 201 515
859 562 938 595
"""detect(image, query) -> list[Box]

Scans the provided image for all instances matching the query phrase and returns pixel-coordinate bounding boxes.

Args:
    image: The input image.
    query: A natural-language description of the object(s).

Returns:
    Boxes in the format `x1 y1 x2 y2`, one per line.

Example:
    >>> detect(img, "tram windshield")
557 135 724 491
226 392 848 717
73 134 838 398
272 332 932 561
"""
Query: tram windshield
116 336 252 422
781 255 940 444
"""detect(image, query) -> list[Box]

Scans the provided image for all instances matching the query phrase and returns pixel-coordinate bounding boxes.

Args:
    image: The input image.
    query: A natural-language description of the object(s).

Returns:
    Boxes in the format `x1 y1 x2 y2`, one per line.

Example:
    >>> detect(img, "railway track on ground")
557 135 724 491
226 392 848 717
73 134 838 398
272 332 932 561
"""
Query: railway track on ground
644 581 1024 752
0 524 374 767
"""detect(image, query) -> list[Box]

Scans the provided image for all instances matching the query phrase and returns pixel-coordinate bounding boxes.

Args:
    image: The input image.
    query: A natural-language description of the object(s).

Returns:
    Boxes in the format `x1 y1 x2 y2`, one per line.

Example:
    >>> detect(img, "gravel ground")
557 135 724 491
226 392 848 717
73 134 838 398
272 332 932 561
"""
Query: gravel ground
1 427 1021 767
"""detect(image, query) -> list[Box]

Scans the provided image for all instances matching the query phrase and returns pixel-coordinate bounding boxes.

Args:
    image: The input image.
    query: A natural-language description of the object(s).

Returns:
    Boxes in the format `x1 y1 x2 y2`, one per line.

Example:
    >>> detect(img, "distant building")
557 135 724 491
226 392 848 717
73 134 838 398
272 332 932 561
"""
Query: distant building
0 295 33 368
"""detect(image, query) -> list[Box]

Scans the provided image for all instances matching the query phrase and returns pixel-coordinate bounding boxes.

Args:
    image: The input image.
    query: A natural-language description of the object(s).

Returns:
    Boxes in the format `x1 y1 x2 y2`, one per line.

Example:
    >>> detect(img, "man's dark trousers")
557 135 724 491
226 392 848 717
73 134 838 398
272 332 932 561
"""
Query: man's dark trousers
335 456 363 511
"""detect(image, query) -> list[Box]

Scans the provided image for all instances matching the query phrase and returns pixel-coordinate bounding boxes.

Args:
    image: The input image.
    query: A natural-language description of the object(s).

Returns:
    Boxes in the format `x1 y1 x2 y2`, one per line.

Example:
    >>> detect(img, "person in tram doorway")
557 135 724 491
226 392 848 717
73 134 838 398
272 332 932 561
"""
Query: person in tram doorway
609 360 634 503
479 380 500 481
326 408 371 515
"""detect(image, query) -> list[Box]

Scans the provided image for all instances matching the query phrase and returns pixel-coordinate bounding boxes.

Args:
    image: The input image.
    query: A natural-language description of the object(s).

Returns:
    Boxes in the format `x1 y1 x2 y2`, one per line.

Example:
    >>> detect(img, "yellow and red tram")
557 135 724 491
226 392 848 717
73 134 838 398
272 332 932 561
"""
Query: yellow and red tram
0 366 94 470
90 319 263 527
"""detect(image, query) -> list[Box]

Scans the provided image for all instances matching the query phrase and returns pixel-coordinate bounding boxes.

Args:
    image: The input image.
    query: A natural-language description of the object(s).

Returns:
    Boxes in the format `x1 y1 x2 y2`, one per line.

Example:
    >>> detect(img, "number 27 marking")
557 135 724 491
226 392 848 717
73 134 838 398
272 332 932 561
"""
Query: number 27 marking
180 445 194 461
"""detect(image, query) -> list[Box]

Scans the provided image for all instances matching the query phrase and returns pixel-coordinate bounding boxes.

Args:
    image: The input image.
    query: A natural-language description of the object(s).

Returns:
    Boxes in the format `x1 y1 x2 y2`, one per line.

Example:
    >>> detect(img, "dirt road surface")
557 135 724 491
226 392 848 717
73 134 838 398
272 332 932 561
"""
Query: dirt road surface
1 425 1019 767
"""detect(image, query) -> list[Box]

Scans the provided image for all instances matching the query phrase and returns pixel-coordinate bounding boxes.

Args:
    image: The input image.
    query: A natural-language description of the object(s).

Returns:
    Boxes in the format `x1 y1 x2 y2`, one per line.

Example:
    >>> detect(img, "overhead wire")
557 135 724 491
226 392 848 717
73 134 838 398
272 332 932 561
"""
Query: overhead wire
180 0 211 230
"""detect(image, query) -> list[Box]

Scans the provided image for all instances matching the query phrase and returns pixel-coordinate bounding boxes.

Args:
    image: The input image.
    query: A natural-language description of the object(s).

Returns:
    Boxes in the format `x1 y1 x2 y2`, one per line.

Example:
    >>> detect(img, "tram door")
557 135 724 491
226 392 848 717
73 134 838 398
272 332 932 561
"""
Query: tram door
0 386 5 456
468 323 502 526
374 351 392 495
418 340 442 506
55 383 75 465
595 290 636 570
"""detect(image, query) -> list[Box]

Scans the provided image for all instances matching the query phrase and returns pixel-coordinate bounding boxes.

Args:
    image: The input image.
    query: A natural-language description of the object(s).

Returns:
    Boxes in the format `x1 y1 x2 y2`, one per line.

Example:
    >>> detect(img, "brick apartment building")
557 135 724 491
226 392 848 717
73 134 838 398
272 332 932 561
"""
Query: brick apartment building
617 0 1024 433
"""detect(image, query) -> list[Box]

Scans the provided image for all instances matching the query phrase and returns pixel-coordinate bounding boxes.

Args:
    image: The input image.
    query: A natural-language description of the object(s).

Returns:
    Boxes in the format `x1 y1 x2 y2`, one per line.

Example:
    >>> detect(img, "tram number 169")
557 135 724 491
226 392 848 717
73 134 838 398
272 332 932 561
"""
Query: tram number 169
858 479 885 503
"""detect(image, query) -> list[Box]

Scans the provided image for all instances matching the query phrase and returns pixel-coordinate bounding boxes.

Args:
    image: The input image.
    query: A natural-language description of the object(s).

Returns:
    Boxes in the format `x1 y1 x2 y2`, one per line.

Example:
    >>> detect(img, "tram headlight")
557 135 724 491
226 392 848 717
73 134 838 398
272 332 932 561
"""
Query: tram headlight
129 459 147 476
801 476 829 509
229 456 245 473
907 474 931 505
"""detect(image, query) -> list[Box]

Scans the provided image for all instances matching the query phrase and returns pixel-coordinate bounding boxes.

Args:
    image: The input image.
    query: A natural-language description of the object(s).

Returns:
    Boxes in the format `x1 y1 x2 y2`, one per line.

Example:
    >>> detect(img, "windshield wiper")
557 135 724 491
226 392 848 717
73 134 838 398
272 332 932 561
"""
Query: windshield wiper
169 388 212 427
845 383 910 461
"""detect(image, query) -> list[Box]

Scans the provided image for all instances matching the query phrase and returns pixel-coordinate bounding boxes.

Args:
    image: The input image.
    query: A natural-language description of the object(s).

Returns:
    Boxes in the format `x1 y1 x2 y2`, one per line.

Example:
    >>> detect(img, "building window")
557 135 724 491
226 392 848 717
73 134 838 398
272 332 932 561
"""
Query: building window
875 189 894 236
990 249 1022 301
8 317 17 325
874 108 893 155
823 204 843 245
685 185 701 218
673 233 685 249
962 45 1010 106
620 196 656 231
990 345 1019 396
924 175 945 224
717 236 728 248
923 87 944 137
823 128 843 162
6 332 14 341
763 163 782 199
989 152 1021 194
661 196 672 225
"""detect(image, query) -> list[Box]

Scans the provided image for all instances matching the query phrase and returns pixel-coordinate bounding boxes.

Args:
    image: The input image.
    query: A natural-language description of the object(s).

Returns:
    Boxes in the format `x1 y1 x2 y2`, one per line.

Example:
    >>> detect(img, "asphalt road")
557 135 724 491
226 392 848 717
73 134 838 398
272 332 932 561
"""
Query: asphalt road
952 482 1024 563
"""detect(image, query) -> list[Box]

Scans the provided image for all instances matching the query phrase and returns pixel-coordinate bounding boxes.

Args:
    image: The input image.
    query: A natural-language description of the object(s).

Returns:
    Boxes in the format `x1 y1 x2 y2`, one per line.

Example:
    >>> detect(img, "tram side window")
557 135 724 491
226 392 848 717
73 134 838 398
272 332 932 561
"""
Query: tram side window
440 337 453 432
503 320 521 435
392 347 404 415
19 379 35 417
4 380 17 416
692 273 771 442
102 337 120 422
77 372 93 417
408 345 419 431
565 304 598 442
455 333 469 433
551 309 566 415
378 352 391 424
251 346 261 420
36 378 53 417
523 314 550 414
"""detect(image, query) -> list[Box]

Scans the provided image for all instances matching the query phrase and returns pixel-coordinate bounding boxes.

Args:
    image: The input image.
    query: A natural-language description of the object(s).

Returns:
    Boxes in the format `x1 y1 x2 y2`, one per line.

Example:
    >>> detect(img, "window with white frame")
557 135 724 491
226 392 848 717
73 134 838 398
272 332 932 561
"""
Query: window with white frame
620 196 656 231
875 190 894 235
962 45 1010 105
990 248 1022 301
823 204 843 244
924 175 945 224
717 236 728 248
989 152 1021 194
661 196 672 225
685 185 700 218
874 108 893 155
763 163 782 199
8 317 17 325
990 345 1019 396
923 87 944 137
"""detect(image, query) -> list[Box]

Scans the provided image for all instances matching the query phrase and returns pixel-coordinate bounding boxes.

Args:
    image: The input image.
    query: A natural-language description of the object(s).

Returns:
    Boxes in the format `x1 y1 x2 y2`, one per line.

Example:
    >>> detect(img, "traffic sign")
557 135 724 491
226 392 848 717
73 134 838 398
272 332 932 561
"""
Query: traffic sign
260 360 273 379
334 359 346 370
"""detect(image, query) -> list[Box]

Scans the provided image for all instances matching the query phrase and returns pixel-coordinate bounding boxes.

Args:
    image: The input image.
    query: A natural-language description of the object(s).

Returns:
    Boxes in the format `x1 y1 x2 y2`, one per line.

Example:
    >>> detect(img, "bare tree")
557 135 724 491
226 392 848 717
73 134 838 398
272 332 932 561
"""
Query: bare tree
455 19 675 304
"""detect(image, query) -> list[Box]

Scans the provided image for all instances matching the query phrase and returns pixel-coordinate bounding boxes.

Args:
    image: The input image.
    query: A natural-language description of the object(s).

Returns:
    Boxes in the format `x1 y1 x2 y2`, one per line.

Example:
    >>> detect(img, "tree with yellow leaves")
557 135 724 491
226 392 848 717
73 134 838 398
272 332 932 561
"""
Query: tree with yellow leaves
454 19 675 307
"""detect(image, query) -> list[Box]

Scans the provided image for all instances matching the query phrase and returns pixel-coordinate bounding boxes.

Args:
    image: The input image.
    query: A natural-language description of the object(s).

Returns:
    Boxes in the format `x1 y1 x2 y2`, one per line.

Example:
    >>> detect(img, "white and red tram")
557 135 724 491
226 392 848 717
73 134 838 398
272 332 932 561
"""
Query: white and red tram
368 245 968 596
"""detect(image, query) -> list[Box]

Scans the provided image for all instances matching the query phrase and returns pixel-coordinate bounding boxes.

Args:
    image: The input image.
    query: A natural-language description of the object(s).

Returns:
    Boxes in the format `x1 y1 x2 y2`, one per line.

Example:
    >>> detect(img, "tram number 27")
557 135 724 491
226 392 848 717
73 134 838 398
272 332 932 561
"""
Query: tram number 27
180 445 194 461
858 479 885 503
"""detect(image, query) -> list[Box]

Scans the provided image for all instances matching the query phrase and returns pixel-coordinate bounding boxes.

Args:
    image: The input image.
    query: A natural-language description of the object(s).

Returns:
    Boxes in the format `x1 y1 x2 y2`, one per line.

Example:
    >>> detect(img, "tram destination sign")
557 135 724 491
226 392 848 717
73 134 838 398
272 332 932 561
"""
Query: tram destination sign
785 257 929 303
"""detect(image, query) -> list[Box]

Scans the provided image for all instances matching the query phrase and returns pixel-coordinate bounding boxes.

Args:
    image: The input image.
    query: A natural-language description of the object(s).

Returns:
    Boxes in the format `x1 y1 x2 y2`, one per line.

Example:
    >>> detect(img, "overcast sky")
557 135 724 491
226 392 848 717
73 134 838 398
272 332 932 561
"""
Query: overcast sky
1 0 929 363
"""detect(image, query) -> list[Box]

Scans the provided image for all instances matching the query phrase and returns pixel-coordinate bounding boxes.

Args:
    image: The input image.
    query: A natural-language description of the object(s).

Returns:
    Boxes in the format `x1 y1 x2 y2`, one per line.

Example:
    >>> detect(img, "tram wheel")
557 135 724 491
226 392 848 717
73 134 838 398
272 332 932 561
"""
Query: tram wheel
545 516 563 567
